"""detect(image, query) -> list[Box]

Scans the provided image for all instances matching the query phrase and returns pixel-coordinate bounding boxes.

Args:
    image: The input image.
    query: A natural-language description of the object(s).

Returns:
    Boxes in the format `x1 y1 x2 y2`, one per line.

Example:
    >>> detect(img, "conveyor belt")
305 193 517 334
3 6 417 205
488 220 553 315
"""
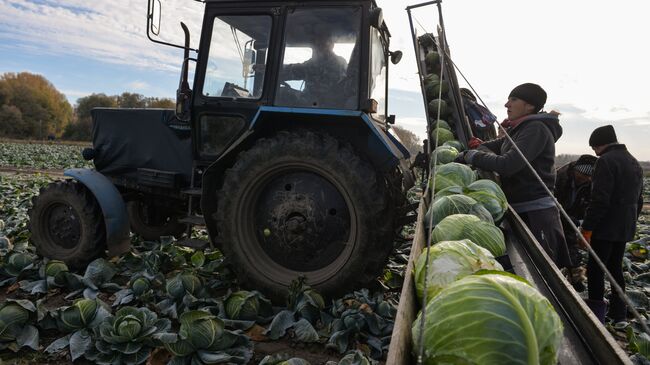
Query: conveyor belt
386 200 632 364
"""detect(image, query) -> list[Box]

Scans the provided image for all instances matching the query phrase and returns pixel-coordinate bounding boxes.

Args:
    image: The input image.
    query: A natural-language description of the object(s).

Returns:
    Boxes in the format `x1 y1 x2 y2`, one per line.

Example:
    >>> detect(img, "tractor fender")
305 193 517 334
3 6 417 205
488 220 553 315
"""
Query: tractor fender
249 107 410 171
64 168 130 257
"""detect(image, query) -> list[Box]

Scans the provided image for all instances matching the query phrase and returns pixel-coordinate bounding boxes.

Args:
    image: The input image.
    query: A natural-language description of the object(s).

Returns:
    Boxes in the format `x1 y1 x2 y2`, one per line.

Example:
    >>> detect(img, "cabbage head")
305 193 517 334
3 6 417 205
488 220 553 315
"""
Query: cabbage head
165 310 252 363
432 163 476 192
465 179 508 222
0 300 39 352
225 290 273 321
85 306 172 365
431 146 458 165
428 98 448 117
424 195 493 228
430 128 454 147
165 273 202 300
412 272 563 365
432 214 506 256
414 240 502 302
430 119 451 131
425 80 449 100
425 51 440 69
442 140 464 152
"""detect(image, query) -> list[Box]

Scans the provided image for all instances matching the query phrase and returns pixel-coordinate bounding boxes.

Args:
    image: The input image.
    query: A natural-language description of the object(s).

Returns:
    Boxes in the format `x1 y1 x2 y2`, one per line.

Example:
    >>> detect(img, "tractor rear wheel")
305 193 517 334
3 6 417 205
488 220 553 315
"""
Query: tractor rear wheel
127 201 185 241
216 130 394 302
29 180 106 268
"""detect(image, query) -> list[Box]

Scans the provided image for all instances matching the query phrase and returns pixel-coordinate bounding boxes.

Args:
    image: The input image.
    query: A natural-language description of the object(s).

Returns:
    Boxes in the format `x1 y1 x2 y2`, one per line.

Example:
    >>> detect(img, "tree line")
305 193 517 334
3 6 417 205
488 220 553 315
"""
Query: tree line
0 72 174 141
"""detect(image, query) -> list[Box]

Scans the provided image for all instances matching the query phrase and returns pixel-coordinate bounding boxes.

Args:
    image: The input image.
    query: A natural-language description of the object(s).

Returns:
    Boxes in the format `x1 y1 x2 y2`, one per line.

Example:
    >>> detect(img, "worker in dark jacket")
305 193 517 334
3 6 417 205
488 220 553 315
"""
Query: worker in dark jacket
555 154 598 291
456 83 571 268
580 125 644 324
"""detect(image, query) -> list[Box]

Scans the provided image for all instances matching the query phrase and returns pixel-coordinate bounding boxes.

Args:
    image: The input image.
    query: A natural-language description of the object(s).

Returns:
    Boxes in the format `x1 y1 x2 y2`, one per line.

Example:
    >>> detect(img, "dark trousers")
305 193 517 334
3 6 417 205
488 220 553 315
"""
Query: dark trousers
520 207 572 269
587 238 627 321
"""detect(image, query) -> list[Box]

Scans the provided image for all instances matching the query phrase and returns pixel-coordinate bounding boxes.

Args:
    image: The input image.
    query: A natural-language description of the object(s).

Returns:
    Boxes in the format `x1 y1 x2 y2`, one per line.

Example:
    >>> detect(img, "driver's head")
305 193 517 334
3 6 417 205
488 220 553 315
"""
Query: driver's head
312 31 335 53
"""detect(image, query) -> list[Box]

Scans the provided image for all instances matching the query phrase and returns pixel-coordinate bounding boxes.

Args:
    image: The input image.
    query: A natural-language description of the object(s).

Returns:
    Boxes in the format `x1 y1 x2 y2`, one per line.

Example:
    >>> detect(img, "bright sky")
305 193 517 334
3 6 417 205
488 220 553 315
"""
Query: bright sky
1 0 648 160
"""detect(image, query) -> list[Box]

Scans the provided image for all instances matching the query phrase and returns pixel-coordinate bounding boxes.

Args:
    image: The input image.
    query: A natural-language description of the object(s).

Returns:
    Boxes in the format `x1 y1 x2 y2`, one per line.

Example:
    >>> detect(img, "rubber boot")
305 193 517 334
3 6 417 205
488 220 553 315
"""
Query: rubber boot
585 299 607 323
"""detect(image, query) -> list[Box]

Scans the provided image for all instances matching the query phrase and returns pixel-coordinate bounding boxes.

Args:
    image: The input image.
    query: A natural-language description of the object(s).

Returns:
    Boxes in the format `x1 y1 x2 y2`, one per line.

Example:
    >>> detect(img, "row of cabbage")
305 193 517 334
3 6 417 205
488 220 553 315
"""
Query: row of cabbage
409 36 564 365
0 232 394 364
0 172 395 365
0 141 92 170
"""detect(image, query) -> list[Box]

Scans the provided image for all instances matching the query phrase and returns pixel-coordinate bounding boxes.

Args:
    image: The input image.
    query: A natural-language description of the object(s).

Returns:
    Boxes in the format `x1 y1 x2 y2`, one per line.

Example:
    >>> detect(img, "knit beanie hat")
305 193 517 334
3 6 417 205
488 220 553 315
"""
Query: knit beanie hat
509 83 547 112
574 164 594 176
588 125 617 147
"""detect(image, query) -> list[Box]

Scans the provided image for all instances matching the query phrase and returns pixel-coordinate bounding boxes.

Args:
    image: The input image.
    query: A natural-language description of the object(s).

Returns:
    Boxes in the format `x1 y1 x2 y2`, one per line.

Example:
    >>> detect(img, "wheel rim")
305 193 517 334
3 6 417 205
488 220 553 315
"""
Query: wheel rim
237 163 357 285
42 202 81 249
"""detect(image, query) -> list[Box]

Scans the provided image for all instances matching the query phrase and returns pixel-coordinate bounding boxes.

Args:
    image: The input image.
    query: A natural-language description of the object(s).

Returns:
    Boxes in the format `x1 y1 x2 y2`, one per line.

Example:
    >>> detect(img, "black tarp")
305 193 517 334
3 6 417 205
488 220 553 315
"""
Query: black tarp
91 108 192 184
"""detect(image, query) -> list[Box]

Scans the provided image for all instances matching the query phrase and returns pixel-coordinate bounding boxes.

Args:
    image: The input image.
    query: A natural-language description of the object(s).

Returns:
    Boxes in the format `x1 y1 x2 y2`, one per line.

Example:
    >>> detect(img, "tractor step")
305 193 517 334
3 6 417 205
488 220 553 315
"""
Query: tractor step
178 215 205 225
181 188 202 196
177 238 209 249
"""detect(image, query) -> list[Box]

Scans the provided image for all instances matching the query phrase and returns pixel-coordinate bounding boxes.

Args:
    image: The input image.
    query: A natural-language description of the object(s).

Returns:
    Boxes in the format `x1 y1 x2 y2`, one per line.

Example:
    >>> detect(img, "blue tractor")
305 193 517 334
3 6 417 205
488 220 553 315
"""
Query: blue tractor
29 0 414 301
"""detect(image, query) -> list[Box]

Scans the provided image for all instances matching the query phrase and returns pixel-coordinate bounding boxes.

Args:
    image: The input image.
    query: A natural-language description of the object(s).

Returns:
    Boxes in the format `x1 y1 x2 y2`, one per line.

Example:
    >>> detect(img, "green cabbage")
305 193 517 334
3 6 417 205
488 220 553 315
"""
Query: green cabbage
414 240 502 302
425 51 440 69
431 119 451 131
225 290 273 320
432 214 506 256
412 272 563 365
465 179 508 222
425 80 449 100
431 146 458 165
432 163 476 192
430 128 454 147
424 195 493 228
428 98 448 117
442 140 464 152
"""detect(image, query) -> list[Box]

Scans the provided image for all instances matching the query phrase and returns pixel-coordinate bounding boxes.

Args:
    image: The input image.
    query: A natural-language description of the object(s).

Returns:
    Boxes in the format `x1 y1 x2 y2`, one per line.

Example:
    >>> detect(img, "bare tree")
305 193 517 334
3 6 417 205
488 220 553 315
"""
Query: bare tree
391 125 422 156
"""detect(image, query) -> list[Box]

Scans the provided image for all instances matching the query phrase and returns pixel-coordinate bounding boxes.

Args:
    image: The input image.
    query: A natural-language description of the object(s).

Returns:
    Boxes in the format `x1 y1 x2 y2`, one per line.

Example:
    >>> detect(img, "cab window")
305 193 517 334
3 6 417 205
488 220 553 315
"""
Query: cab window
203 15 272 99
275 7 361 109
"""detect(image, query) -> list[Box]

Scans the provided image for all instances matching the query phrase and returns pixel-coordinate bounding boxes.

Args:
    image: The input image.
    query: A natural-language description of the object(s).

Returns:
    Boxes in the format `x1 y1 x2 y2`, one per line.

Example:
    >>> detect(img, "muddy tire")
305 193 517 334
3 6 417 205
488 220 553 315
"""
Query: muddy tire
217 130 394 302
29 180 105 268
127 201 185 241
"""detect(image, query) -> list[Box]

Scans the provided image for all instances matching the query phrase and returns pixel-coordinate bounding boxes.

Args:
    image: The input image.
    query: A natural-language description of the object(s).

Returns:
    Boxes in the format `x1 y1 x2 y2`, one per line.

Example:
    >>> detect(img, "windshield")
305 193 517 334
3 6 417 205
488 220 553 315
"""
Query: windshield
203 15 272 99
275 7 361 109
369 27 387 120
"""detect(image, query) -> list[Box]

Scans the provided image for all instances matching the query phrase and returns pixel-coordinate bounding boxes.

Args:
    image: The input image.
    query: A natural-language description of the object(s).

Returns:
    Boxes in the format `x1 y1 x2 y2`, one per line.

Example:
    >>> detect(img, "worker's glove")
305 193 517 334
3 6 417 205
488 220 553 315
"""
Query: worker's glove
578 227 592 249
453 150 477 164
468 137 484 149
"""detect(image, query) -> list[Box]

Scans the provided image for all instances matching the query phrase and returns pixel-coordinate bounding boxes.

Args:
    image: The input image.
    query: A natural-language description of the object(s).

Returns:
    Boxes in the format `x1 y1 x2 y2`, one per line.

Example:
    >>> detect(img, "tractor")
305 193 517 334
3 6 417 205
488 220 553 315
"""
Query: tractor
28 0 414 301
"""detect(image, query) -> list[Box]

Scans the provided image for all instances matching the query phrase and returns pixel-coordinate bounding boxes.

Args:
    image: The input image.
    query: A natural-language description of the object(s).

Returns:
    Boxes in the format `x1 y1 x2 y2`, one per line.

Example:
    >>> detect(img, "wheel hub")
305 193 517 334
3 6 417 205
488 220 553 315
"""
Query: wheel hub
253 171 351 272
45 202 81 249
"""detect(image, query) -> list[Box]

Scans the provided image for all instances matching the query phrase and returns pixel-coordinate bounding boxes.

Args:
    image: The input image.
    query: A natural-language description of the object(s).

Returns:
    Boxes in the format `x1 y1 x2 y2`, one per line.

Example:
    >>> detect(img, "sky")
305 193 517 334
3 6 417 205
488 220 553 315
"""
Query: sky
0 0 648 160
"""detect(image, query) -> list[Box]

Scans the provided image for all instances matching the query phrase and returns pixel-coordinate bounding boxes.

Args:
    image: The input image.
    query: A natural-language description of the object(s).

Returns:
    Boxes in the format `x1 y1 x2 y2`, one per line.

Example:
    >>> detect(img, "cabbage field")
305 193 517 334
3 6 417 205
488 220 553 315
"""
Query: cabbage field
0 141 416 364
1 141 649 364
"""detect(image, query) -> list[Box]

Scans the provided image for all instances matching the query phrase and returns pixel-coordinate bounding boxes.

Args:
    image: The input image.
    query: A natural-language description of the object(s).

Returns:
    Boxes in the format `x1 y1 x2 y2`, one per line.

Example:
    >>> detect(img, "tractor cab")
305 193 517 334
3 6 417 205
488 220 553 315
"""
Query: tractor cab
148 0 400 162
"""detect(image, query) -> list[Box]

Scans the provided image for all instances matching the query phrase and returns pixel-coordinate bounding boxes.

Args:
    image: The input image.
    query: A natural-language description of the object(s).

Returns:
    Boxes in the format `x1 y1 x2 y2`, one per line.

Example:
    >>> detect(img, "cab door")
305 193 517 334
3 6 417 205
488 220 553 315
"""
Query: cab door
191 7 280 162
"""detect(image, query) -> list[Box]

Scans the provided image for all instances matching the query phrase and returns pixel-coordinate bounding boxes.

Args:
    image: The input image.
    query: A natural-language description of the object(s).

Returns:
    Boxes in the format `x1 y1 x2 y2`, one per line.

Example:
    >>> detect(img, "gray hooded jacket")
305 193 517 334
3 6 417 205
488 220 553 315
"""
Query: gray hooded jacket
467 113 562 209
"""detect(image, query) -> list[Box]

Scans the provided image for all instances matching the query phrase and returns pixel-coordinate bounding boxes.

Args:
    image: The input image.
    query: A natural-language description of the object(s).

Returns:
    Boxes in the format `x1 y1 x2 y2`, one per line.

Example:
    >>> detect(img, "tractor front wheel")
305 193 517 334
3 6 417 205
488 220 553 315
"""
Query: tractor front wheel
29 180 106 268
217 130 394 302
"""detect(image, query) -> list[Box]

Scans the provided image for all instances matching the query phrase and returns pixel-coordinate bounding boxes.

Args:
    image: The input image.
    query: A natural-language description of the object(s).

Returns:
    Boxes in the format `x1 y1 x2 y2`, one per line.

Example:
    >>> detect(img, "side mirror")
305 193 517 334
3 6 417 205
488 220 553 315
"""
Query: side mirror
390 50 403 65
370 8 383 29
148 0 162 36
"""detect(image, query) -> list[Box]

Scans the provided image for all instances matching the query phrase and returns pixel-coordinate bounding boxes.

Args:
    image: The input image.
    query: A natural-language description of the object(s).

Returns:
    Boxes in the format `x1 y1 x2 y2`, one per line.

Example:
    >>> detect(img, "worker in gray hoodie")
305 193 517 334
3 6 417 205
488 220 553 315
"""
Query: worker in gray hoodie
456 83 571 268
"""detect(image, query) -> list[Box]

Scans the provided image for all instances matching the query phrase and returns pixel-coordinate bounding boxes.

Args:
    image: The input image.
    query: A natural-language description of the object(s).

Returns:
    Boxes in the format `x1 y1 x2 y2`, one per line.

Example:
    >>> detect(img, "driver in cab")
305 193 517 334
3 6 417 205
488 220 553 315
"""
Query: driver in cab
279 32 347 108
